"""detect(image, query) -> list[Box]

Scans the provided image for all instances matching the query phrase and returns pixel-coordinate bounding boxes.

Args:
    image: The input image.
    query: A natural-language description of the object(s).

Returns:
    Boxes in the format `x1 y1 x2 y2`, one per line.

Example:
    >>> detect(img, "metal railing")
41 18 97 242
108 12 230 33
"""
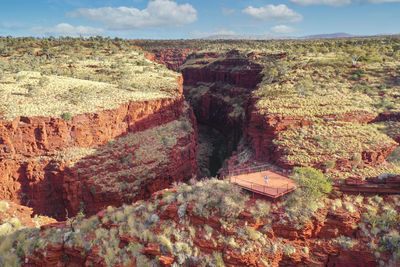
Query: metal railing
231 177 296 196
228 165 296 196
228 164 273 177
230 176 296 196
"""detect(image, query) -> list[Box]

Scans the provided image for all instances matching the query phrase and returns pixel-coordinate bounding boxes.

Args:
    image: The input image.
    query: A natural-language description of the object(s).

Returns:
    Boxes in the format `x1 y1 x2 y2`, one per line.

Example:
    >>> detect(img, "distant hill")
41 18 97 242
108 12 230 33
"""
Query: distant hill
202 32 359 40
301 33 357 39
203 34 294 40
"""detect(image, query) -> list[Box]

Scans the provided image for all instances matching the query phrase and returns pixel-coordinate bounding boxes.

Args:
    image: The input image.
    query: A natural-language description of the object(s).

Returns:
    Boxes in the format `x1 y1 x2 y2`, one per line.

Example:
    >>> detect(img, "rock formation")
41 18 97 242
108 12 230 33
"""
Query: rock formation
10 184 384 267
0 77 198 219
146 49 195 71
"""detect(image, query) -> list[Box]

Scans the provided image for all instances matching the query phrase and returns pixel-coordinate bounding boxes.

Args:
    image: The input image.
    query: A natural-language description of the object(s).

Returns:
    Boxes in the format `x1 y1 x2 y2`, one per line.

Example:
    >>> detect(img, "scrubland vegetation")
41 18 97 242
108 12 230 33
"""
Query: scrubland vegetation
0 37 180 120
284 167 331 226
80 111 194 199
274 122 396 167
165 36 400 180
0 36 399 266
248 37 400 180
0 177 328 266
3 174 397 266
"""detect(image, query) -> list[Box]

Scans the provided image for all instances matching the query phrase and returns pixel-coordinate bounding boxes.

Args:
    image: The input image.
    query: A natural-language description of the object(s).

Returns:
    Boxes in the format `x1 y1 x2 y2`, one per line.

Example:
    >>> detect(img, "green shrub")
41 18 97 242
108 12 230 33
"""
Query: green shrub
158 235 173 252
0 201 9 213
283 244 296 256
343 202 356 213
291 167 332 199
213 252 225 267
285 167 331 226
363 204 398 234
334 235 358 249
379 230 400 252
250 200 271 219
61 112 72 121
245 226 262 241
352 155 362 163
331 199 343 211
323 160 336 170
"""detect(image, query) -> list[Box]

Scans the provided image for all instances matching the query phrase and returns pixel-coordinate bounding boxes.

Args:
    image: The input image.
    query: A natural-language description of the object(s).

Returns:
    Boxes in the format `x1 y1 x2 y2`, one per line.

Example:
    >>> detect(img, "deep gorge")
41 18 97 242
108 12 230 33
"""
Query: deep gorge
2 47 399 223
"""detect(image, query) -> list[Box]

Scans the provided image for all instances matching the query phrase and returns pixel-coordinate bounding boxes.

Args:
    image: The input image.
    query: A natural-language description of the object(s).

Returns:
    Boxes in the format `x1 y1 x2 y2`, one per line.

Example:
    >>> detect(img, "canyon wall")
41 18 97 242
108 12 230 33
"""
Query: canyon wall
156 49 398 175
63 105 198 217
0 77 198 219
244 110 395 168
146 48 195 71
180 51 264 151
21 189 379 267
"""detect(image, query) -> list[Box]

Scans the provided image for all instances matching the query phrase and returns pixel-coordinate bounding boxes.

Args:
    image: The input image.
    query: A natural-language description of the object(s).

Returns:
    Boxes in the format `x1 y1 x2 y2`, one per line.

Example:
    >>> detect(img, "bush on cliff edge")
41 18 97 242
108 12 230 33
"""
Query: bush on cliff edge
291 167 332 199
285 167 332 226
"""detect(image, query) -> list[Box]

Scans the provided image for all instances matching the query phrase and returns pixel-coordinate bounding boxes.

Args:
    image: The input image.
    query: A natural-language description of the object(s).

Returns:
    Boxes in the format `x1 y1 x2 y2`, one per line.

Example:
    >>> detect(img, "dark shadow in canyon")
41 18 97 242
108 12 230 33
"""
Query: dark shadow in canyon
196 124 230 178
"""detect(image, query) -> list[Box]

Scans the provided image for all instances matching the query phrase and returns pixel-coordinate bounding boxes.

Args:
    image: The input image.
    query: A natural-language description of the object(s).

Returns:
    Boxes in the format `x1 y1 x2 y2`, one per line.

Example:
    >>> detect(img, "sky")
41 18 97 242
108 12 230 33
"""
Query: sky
0 0 399 39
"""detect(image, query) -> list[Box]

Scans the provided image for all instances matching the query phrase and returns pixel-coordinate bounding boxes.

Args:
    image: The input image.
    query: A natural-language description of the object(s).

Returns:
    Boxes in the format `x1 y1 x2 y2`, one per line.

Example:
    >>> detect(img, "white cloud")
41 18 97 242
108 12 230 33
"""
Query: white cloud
222 7 235 15
271 25 296 34
67 0 197 30
242 4 303 23
291 0 400 6
31 23 105 37
290 0 351 6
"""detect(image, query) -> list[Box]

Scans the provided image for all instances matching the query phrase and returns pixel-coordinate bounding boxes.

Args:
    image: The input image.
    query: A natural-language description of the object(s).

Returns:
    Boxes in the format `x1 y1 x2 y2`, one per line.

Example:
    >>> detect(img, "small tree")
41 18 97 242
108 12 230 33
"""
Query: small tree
285 167 332 226
61 112 72 121
291 167 332 199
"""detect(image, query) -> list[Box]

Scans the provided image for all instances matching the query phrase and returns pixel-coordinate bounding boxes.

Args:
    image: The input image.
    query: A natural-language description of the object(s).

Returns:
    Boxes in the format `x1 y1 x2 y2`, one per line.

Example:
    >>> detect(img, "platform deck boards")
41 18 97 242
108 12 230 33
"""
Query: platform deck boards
230 170 296 198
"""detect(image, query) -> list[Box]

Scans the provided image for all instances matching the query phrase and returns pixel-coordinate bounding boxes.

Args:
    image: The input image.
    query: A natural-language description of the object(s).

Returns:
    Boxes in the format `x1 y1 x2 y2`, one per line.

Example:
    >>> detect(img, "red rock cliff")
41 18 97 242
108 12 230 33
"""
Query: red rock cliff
63 105 198 217
244 109 379 166
0 78 198 219
146 48 195 71
180 51 264 149
181 51 264 89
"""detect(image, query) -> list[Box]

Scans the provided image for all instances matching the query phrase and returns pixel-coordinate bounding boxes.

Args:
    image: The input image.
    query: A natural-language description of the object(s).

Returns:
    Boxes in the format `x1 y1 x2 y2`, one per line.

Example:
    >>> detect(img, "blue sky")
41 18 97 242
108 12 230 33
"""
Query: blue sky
0 0 399 38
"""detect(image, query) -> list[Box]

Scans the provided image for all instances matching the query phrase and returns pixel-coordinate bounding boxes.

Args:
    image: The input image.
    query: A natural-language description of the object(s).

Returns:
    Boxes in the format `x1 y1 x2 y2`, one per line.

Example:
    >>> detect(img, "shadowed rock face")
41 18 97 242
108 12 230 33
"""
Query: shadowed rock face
1 46 398 266
179 51 265 173
63 105 198 217
177 50 397 173
181 56 264 89
146 48 195 71
0 77 198 219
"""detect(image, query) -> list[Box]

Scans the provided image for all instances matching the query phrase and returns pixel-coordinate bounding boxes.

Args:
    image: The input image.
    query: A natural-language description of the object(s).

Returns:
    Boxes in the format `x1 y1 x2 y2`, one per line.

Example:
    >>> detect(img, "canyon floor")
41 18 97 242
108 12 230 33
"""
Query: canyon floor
0 37 399 266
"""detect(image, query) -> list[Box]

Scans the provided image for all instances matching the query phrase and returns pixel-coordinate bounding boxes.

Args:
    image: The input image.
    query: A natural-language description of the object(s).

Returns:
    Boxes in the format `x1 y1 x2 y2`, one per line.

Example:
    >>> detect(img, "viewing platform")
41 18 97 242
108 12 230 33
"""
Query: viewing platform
228 165 297 199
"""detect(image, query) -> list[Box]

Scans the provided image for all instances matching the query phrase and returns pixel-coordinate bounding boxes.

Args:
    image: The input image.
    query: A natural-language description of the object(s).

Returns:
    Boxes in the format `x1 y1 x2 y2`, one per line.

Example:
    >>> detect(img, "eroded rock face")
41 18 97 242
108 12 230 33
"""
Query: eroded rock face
147 48 195 71
244 108 395 169
179 50 396 174
181 51 264 152
63 105 198 217
318 208 361 238
0 96 184 159
327 250 378 267
20 194 379 267
0 201 56 228
375 111 400 122
0 78 198 219
181 51 264 89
